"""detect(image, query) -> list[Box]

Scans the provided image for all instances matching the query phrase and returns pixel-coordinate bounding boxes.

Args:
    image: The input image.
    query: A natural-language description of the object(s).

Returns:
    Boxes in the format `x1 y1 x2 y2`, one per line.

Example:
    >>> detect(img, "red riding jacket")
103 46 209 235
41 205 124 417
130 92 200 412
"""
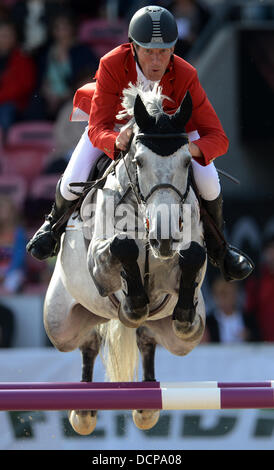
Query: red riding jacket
71 43 229 166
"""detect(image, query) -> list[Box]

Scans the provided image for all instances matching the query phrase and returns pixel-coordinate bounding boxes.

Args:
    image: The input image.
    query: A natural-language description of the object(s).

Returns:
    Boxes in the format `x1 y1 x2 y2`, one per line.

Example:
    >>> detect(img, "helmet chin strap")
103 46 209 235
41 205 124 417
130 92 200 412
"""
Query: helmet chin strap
130 42 143 72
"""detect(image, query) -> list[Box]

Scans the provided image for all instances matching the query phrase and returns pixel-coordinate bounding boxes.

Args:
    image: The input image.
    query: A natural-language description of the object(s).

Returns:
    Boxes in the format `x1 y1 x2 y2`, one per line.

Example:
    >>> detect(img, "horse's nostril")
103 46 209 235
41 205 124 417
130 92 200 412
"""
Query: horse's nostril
150 238 174 257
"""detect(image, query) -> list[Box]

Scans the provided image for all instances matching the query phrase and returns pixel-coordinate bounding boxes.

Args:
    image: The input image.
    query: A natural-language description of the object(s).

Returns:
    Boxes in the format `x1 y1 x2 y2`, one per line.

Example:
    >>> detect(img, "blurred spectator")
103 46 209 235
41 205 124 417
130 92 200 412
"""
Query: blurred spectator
166 0 212 58
0 19 36 134
11 0 101 54
204 276 257 343
0 302 15 347
43 98 86 174
11 0 50 54
0 196 27 294
31 11 99 120
42 71 94 174
244 235 274 342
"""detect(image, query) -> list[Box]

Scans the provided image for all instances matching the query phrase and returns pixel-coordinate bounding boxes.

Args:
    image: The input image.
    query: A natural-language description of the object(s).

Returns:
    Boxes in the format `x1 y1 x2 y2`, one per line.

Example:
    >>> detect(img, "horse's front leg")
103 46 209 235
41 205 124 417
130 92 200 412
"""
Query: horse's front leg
172 241 206 340
89 234 149 328
110 235 149 327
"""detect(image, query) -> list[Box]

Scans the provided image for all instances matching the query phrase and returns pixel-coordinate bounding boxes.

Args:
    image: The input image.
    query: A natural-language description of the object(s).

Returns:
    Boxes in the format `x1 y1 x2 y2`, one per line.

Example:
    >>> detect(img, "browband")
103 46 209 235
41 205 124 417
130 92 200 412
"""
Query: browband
136 132 189 139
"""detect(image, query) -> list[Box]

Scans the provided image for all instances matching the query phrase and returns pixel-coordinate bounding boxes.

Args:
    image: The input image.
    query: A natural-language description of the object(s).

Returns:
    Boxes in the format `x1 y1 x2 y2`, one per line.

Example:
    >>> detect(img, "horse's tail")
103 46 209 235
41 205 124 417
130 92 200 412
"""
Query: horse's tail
97 320 139 382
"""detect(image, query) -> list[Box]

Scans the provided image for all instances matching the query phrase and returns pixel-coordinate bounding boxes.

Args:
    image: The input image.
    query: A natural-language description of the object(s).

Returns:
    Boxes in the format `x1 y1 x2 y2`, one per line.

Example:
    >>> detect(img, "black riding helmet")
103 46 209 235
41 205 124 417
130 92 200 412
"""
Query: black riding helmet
128 5 178 49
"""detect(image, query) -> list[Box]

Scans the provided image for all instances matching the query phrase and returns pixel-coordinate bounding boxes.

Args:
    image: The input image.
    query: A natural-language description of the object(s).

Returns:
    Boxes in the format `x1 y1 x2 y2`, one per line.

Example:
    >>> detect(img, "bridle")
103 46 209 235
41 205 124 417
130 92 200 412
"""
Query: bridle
131 131 191 207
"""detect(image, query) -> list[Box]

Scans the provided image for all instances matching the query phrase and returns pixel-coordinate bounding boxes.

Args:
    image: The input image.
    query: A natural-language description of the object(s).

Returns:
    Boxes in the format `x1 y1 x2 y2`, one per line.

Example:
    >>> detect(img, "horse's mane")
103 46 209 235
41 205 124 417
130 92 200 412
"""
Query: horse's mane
116 81 172 129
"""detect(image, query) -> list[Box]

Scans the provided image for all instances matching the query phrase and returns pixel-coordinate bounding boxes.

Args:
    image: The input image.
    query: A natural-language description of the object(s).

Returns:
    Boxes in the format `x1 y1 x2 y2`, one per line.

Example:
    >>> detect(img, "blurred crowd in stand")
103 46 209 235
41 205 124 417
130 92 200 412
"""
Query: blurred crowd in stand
0 0 273 347
202 233 274 344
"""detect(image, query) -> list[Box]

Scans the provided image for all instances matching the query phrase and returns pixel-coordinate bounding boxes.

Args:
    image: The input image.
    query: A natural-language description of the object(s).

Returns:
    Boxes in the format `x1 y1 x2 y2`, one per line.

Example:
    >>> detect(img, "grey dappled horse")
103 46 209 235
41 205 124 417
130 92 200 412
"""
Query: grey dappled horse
44 83 207 434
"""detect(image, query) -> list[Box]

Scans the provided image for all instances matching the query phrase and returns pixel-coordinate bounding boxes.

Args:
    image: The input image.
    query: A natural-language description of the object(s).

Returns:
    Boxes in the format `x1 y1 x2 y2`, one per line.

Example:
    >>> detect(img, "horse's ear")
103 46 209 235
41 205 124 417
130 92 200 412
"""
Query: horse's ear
171 91 192 130
134 94 155 131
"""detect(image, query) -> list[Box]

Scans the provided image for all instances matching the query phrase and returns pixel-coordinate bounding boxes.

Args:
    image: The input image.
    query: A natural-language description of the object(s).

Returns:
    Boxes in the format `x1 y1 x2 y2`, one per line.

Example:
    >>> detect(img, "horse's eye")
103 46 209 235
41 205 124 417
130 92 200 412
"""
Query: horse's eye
134 158 143 168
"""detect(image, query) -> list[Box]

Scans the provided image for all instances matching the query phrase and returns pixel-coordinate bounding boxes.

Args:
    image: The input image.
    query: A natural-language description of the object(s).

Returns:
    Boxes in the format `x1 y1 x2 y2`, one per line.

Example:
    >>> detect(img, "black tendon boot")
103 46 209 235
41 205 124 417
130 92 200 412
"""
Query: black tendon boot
26 179 76 260
202 193 254 282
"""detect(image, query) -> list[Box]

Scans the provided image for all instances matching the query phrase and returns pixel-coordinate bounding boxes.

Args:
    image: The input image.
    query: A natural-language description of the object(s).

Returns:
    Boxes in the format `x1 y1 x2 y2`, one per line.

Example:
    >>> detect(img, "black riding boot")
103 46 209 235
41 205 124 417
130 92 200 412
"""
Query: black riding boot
202 193 254 282
26 179 76 260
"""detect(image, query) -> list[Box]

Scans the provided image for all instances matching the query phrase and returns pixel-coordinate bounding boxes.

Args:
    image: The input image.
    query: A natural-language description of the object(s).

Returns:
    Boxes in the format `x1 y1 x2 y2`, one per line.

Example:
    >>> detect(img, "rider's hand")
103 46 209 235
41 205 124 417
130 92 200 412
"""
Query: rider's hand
115 128 133 151
189 142 203 158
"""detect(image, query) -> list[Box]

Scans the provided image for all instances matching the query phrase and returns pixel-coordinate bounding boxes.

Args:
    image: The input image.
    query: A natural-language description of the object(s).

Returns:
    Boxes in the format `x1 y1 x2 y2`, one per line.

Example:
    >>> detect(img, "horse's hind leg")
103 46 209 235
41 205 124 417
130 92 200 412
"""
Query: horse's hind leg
132 326 160 430
137 326 157 382
68 328 102 435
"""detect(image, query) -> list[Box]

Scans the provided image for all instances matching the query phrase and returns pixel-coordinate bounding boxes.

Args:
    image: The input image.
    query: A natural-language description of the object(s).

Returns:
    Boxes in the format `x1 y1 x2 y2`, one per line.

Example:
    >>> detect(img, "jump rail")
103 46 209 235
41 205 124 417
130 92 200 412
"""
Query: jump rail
0 381 274 411
0 381 274 389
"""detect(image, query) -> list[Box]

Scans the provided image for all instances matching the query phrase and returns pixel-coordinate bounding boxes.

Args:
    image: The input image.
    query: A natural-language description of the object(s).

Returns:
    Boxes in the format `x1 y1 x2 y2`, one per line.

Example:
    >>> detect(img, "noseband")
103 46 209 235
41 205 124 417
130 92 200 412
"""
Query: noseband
138 181 190 205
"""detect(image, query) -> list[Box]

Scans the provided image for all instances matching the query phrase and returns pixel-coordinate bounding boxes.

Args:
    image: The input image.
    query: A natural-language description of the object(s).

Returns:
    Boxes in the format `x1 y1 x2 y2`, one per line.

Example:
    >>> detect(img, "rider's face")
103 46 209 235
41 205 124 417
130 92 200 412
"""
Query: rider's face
134 46 174 81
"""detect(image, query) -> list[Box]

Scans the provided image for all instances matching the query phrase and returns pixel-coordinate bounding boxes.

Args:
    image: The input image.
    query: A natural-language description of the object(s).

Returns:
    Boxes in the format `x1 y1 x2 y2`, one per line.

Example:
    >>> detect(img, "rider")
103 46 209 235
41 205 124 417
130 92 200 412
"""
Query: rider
27 5 254 282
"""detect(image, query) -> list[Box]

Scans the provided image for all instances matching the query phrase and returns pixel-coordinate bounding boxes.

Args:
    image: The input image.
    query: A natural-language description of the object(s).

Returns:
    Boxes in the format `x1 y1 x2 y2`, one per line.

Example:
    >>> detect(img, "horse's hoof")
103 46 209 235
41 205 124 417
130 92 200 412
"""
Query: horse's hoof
132 409 160 430
68 410 97 435
172 316 203 341
118 302 149 328
172 306 196 325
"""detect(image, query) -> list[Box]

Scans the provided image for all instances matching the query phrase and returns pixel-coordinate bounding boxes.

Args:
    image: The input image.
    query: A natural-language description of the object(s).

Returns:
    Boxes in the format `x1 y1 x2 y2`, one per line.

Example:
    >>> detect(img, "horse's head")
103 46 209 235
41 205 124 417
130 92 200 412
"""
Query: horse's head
132 88 193 259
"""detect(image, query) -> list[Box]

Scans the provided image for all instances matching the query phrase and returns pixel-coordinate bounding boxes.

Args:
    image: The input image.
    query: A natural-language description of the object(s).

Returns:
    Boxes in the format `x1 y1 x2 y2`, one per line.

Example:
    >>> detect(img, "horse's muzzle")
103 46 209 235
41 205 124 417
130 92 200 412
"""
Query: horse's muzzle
150 238 176 259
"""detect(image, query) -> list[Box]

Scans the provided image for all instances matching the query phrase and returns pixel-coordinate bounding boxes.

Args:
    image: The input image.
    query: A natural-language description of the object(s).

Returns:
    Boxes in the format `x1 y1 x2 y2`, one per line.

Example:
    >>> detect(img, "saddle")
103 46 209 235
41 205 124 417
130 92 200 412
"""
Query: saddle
87 153 113 184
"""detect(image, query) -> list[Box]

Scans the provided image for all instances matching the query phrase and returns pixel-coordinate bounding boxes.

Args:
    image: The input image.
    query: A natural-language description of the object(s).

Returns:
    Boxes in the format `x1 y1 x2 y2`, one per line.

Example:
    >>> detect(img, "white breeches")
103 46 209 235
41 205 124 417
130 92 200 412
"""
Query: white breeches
60 127 221 202
191 159 220 201
188 130 220 201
